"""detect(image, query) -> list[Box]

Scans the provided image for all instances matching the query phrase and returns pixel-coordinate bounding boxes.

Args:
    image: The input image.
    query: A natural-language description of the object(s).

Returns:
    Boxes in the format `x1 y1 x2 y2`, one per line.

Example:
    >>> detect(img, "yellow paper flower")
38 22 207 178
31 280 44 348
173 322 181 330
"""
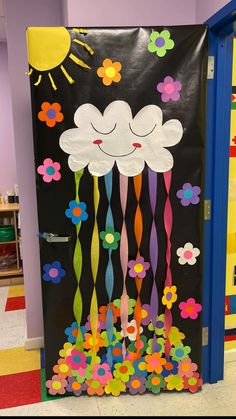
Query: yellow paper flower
105 378 126 396
163 326 185 345
97 58 122 86
162 286 177 309
59 342 74 358
165 374 184 391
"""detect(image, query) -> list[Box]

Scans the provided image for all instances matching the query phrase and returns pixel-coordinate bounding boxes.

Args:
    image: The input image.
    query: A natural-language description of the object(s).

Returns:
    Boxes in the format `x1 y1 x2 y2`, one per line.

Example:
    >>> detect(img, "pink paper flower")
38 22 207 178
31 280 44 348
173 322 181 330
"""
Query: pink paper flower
157 76 182 102
37 158 61 183
66 349 86 370
178 357 198 378
45 374 67 395
179 298 202 320
128 256 150 279
92 363 112 385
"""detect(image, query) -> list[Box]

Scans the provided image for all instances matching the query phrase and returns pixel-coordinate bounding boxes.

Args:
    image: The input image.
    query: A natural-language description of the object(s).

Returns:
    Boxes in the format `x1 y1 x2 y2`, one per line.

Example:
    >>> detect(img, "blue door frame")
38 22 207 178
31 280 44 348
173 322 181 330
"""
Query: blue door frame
203 0 236 383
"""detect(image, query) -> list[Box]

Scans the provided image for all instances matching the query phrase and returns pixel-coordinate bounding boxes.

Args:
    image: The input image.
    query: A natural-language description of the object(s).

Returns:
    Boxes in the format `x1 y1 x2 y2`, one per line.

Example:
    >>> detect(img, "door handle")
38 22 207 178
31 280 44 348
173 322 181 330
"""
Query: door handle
41 232 72 243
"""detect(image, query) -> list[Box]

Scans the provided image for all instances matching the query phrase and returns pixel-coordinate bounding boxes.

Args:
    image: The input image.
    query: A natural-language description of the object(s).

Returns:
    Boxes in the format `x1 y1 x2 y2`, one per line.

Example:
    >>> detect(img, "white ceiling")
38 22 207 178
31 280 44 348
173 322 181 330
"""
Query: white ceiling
0 0 6 42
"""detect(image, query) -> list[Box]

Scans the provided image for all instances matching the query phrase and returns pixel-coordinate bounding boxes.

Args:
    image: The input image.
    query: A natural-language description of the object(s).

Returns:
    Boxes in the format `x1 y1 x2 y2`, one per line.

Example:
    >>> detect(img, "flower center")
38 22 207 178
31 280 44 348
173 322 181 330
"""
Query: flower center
91 380 100 389
139 362 146 371
171 376 180 385
165 83 174 94
151 376 161 386
105 233 115 244
135 340 144 350
134 263 143 273
46 166 55 175
181 362 190 372
52 380 61 390
73 355 81 363
183 250 193 260
150 357 159 367
113 347 121 356
72 329 78 337
89 337 98 346
72 381 81 391
105 66 116 78
119 366 128 374
183 189 193 199
127 325 135 334
188 377 197 386
49 268 58 278
155 37 165 48
186 305 194 313
73 207 82 217
166 292 173 301
165 362 173 371
98 368 106 376
156 320 164 329
132 379 141 389
46 109 57 119
60 364 69 373
176 349 184 357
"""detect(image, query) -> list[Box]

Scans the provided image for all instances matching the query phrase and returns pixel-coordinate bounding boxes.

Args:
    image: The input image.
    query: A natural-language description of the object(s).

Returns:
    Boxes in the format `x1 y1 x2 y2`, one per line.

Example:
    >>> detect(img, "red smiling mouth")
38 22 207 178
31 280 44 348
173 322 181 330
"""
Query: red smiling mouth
93 139 141 157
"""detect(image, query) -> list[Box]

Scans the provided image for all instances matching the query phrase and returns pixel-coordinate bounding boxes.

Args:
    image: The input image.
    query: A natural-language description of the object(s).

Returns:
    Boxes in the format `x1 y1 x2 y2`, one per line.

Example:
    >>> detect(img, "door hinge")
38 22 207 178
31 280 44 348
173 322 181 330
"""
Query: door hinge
202 327 209 346
207 56 214 79
204 200 211 220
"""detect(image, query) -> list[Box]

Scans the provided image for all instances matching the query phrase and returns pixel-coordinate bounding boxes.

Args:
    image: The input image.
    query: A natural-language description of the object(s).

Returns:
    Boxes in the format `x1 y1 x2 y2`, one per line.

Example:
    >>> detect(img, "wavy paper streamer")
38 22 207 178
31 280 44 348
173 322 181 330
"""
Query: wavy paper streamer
90 176 100 367
119 174 129 361
104 171 115 368
73 170 84 351
133 174 143 359
163 170 173 357
148 169 159 353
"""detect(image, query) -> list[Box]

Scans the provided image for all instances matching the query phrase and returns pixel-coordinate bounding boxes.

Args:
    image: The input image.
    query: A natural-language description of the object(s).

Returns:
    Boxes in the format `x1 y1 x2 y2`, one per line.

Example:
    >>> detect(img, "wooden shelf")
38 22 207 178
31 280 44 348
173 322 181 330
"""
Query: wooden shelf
0 203 19 212
0 205 22 277
0 265 22 277
0 239 19 245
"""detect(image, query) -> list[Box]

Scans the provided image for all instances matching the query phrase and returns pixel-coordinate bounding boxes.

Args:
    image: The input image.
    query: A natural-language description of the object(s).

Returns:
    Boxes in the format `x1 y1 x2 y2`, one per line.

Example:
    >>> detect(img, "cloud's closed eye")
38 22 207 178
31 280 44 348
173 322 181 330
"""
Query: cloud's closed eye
59 100 183 177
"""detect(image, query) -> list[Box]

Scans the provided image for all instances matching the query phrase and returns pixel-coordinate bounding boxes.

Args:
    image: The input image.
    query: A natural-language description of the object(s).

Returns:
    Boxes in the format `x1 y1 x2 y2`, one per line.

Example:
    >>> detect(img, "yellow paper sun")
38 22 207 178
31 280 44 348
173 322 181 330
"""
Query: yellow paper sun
26 27 94 90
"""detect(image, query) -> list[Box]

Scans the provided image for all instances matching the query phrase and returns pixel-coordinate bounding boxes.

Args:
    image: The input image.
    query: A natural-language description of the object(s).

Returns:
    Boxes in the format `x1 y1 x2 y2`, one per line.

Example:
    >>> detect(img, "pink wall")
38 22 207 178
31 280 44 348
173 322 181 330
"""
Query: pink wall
5 0 63 341
196 0 231 23
65 0 196 26
0 42 17 196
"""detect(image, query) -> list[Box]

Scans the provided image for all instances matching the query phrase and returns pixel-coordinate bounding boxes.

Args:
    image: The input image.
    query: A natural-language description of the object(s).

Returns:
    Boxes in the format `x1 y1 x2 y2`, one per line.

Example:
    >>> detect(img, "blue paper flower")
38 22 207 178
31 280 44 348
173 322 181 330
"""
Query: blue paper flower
42 261 66 284
65 321 78 343
133 357 148 377
161 357 179 377
65 200 88 225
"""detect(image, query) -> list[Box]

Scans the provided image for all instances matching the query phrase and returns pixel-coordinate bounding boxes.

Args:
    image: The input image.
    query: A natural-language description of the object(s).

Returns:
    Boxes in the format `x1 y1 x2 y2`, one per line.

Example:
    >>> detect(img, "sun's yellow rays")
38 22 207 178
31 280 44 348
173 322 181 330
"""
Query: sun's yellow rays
73 28 87 34
73 39 94 55
69 53 91 69
48 72 57 90
34 74 42 86
60 65 75 84
25 68 33 75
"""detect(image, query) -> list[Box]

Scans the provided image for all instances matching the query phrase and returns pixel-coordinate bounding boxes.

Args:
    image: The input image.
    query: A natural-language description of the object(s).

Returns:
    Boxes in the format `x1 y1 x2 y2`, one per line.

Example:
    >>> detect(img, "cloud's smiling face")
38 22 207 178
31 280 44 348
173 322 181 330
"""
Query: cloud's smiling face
59 100 183 177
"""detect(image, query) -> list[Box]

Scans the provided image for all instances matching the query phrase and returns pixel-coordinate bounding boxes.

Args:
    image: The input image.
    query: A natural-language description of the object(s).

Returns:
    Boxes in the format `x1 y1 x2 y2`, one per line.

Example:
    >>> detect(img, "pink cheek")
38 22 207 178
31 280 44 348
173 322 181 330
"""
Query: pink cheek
133 143 142 148
93 139 103 145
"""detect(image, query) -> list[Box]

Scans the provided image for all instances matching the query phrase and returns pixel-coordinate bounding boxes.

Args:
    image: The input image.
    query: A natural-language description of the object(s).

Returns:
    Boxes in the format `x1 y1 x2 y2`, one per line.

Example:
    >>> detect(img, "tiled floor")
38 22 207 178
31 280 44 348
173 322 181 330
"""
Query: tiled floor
0 285 236 416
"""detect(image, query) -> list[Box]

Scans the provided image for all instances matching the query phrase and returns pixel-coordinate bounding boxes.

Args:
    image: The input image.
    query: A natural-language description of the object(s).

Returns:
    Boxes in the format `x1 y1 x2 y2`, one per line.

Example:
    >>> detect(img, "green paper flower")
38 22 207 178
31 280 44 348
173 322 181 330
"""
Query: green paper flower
170 342 191 362
148 314 165 336
128 335 148 355
100 327 122 347
146 337 165 355
71 364 92 383
113 360 135 383
113 298 136 315
145 373 166 394
100 227 120 250
147 30 174 57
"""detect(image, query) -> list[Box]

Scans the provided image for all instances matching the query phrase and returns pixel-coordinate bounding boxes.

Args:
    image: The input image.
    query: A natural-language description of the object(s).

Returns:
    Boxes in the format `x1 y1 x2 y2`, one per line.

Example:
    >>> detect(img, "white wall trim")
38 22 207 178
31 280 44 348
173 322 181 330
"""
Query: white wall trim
25 336 44 350
224 349 236 363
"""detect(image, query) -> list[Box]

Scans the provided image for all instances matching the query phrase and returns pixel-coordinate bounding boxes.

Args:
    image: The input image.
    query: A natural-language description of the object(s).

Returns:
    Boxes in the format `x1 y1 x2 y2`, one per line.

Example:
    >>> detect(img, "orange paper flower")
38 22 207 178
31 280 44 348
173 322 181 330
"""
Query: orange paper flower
99 303 120 323
97 58 122 86
38 102 64 127
145 352 166 374
83 332 105 351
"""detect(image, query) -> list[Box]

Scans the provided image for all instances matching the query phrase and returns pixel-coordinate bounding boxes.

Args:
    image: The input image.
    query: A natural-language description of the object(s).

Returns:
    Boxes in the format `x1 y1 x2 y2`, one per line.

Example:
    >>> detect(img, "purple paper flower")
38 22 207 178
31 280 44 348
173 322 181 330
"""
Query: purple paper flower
85 314 104 331
66 377 87 396
128 256 150 279
157 76 182 102
141 304 151 326
126 375 146 395
176 183 201 206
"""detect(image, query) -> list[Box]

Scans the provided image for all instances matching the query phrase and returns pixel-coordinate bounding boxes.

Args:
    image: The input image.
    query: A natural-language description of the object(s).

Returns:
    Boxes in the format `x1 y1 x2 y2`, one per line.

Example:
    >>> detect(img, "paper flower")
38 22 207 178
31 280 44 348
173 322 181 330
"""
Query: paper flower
126 375 146 395
45 375 67 395
128 335 148 356
42 261 66 284
71 364 92 383
66 349 86 370
38 102 64 127
165 374 184 391
65 322 78 344
92 363 112 385
163 326 185 345
121 319 143 341
84 332 105 351
65 200 88 225
145 352 166 374
97 58 122 86
113 298 136 315
85 315 104 332
162 286 177 309
66 378 87 396
133 357 148 377
128 256 150 279
113 360 135 382
170 342 191 362
179 298 202 320
183 372 203 393
100 327 122 347
157 76 182 102
99 227 120 250
53 358 71 379
99 303 120 324
59 342 74 358
147 30 174 57
146 337 165 355
86 379 104 396
104 378 126 396
176 243 200 265
178 357 198 378
111 343 123 363
176 183 201 206
161 358 178 377
145 373 166 394
37 158 61 183
148 314 165 336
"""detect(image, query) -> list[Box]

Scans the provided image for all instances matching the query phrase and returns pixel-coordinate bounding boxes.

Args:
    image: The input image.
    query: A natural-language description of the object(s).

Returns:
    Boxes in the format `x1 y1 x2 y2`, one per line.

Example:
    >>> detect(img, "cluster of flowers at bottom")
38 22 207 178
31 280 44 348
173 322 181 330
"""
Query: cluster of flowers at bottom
45 298 203 397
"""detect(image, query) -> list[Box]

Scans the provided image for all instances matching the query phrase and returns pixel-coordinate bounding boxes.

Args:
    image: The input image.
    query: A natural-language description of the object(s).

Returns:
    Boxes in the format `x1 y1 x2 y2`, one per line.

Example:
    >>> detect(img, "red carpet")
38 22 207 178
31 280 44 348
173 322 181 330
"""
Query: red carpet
0 370 41 409
5 296 25 311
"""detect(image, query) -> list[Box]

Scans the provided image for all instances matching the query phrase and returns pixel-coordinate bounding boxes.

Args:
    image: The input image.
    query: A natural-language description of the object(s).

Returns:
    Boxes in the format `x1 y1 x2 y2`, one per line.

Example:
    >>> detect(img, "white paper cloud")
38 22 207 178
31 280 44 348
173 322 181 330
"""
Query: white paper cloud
59 100 183 177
